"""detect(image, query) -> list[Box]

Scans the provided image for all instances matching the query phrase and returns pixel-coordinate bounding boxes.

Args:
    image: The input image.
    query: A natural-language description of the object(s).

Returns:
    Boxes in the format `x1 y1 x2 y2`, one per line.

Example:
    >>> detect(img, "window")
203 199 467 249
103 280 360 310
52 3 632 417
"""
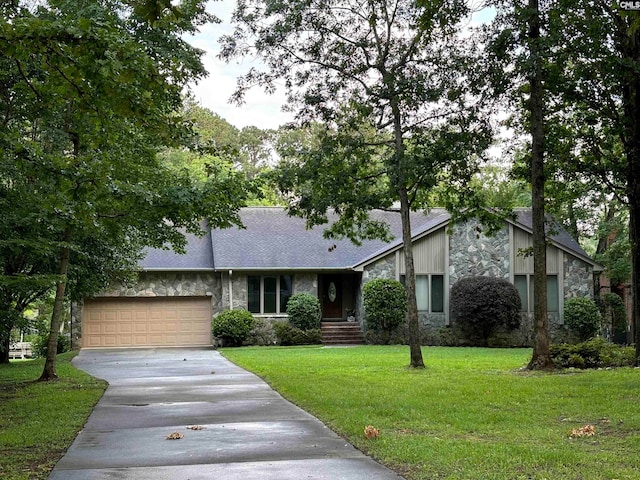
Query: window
514 274 559 313
247 275 293 314
400 274 445 313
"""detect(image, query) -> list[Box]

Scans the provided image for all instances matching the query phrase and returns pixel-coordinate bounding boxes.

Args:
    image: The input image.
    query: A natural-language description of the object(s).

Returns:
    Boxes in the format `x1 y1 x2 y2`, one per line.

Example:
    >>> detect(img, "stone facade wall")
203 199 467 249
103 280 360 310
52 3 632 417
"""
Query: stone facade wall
217 273 248 312
362 255 396 283
449 222 511 283
359 221 596 347
294 273 318 296
101 272 221 301
564 255 594 299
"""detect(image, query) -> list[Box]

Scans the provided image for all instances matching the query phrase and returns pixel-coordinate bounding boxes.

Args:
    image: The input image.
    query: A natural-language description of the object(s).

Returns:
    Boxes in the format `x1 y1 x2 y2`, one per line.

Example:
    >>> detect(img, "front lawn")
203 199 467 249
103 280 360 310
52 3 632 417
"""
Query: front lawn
0 352 107 480
222 345 640 480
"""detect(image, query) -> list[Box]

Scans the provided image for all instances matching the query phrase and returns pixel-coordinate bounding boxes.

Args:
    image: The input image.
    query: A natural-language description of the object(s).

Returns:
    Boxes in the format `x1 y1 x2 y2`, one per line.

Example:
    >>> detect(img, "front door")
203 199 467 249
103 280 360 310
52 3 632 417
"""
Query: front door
322 275 343 319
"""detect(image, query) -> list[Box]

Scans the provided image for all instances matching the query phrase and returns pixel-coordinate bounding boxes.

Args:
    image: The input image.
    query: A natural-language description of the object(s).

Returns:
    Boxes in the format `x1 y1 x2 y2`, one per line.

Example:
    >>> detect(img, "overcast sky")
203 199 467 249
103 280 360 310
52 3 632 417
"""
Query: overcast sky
185 1 294 130
186 1 495 131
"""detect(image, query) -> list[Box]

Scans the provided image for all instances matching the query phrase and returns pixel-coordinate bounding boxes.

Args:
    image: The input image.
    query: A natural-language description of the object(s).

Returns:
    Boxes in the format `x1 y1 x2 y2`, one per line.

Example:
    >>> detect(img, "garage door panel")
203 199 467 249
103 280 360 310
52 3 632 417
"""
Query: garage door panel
103 324 117 335
82 297 212 348
119 323 132 334
134 323 147 334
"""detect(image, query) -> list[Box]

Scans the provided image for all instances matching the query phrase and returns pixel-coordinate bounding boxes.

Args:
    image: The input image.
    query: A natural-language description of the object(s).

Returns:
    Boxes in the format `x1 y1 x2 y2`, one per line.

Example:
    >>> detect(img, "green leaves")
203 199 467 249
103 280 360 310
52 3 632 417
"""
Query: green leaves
0 1 248 366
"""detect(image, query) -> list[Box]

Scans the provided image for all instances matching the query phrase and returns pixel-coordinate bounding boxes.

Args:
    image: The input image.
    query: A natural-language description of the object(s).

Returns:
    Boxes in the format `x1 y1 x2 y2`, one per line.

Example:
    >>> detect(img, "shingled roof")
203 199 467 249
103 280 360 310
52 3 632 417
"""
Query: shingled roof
139 229 214 271
211 207 448 271
140 207 596 271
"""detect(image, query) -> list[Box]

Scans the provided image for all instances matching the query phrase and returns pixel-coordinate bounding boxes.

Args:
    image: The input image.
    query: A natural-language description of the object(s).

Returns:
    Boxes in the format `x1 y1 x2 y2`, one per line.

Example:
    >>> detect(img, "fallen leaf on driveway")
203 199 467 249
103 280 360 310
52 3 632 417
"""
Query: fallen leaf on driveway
187 425 206 430
166 432 184 440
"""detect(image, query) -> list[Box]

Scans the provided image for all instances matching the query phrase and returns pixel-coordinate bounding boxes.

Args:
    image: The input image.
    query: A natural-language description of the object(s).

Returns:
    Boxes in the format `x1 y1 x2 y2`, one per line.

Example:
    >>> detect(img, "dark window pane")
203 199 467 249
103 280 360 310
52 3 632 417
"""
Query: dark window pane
264 276 277 313
431 275 444 313
514 275 528 312
280 275 293 313
248 276 261 313
547 275 559 312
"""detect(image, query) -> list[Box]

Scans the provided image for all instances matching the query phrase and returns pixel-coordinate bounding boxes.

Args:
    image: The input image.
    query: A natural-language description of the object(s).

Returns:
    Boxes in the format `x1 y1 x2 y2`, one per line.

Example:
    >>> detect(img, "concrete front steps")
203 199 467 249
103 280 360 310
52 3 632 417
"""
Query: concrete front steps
321 321 364 345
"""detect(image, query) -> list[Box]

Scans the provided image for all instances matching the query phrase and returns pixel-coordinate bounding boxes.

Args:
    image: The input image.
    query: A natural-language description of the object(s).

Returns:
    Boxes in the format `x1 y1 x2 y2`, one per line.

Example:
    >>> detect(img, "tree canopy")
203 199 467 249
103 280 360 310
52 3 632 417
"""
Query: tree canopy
0 0 252 375
222 0 494 368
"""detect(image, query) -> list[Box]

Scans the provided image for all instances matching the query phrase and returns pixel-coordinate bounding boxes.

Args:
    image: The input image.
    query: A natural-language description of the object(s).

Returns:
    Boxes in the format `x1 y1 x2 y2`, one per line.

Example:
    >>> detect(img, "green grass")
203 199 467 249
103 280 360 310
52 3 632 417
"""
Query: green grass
0 353 107 480
222 345 640 480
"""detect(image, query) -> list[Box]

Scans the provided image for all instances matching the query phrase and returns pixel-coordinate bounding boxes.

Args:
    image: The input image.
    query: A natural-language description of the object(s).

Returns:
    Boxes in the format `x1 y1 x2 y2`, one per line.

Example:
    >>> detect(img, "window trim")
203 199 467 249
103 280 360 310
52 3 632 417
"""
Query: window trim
400 274 445 314
247 274 293 315
514 273 559 313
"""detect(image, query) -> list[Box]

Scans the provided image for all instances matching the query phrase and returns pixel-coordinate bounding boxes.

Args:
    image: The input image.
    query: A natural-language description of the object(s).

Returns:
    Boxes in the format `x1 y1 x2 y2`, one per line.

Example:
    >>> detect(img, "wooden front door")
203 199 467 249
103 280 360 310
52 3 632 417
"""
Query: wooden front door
322 275 343 319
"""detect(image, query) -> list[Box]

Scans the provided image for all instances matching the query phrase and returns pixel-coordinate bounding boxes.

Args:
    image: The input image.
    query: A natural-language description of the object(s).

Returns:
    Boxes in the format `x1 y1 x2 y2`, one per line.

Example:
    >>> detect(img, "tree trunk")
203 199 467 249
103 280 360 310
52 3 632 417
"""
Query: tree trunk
526 0 554 371
621 25 640 365
391 95 424 369
39 231 71 381
0 333 9 364
399 185 425 368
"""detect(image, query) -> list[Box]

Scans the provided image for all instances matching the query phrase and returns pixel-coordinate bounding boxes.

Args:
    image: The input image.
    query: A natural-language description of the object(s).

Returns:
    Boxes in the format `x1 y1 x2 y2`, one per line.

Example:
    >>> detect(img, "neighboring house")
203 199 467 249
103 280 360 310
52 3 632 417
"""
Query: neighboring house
73 207 600 349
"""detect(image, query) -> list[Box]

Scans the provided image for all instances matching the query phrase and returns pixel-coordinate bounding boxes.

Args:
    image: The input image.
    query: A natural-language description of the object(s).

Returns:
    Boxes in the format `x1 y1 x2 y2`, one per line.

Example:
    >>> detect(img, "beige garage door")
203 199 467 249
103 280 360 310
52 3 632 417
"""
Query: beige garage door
82 297 212 348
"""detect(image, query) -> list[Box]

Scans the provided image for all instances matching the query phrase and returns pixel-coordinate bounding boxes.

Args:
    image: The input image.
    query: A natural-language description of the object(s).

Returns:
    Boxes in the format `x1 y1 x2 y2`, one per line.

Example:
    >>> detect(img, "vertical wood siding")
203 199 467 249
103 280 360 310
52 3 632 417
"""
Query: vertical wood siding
513 227 559 274
399 228 446 274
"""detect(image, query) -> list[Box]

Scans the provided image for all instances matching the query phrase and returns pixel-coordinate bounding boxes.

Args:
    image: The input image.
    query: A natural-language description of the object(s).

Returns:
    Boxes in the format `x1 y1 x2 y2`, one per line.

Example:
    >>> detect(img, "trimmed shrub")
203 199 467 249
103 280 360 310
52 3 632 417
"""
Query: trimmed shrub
363 278 407 343
212 309 255 347
273 321 322 346
286 293 321 330
450 276 521 346
564 297 601 341
550 338 635 369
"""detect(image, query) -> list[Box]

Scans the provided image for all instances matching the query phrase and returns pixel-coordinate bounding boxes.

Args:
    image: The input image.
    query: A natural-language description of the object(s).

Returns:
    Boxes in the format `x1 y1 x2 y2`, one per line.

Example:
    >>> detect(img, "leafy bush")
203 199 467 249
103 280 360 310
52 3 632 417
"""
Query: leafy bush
286 293 321 330
363 278 407 343
32 333 70 358
212 309 255 347
273 321 322 346
245 318 277 346
450 276 521 346
598 292 627 334
564 297 601 341
550 338 635 369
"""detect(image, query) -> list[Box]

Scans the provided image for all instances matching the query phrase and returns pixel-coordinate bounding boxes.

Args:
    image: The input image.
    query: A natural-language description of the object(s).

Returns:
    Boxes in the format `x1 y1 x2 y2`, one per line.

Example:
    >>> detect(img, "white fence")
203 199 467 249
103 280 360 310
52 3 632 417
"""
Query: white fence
9 342 33 359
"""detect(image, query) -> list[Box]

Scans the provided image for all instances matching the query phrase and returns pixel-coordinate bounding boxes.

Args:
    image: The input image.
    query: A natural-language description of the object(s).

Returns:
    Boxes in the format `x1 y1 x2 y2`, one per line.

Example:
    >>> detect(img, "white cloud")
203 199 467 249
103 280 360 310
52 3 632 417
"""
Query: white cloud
185 0 293 130
185 1 496 130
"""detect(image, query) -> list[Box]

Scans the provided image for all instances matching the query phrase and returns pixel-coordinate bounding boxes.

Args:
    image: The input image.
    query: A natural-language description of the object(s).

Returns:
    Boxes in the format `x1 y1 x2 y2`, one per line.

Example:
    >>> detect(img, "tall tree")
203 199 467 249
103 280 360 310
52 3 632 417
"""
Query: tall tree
0 0 252 376
238 126 274 180
551 1 640 361
525 0 554 370
483 1 558 369
221 0 492 367
487 1 640 362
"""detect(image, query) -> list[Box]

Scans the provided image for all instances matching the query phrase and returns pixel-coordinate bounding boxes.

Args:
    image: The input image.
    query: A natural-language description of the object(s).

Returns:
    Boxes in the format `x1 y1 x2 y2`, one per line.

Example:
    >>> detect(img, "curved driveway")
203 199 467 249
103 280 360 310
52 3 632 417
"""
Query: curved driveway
49 348 404 480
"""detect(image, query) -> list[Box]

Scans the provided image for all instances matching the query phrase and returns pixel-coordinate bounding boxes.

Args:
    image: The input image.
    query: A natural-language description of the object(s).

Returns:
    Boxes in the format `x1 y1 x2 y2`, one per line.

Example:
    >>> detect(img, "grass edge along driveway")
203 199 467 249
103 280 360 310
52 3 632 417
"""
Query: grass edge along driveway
0 352 107 480
222 345 640 480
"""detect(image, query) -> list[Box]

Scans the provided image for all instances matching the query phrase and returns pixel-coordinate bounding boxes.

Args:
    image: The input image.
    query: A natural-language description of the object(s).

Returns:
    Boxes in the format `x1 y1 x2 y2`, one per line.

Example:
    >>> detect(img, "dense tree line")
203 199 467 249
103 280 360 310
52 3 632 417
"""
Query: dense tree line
2 0 639 373
0 0 253 376
222 0 640 368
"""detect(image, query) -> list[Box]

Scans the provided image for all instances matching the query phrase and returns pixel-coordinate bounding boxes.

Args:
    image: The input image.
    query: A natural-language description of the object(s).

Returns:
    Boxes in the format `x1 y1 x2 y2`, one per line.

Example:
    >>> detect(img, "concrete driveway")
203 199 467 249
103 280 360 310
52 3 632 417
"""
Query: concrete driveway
49 348 405 480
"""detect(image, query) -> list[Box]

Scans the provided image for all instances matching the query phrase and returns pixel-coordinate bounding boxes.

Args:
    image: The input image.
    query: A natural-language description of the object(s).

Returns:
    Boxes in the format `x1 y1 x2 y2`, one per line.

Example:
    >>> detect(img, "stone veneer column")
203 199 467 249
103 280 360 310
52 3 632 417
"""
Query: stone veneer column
564 256 594 299
448 221 510 285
